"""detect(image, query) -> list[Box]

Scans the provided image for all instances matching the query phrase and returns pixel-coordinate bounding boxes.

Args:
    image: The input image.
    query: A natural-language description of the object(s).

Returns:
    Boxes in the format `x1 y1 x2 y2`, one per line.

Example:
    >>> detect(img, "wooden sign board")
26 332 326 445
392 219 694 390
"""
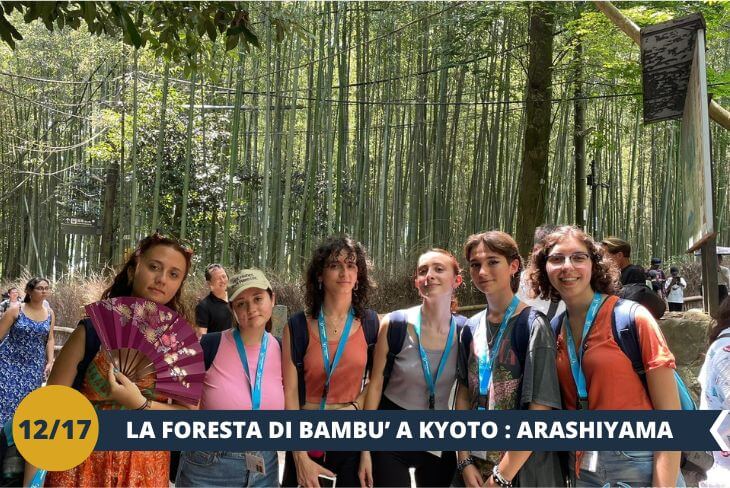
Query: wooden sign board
640 14 706 123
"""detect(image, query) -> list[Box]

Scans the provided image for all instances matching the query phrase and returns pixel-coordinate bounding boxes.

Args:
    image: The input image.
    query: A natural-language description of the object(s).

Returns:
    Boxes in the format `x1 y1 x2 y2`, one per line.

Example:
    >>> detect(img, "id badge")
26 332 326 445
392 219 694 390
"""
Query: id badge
469 450 487 460
245 453 266 475
577 397 589 411
427 451 442 458
580 451 598 473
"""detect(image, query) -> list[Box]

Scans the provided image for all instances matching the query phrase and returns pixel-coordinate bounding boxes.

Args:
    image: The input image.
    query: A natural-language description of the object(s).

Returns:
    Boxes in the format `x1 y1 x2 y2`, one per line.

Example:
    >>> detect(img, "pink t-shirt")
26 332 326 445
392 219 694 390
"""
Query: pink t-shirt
200 329 285 410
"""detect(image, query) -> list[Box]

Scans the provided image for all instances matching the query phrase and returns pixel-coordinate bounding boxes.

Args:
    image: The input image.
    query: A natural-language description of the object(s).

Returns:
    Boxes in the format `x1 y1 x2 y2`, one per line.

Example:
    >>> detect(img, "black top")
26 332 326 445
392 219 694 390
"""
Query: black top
621 264 647 286
195 293 233 333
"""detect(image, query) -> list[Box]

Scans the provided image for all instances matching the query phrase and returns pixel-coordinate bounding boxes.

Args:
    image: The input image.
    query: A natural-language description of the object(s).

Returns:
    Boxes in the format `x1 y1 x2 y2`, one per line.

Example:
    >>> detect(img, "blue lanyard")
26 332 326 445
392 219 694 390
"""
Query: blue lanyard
563 292 604 404
477 295 520 410
413 307 456 410
232 329 269 410
318 308 355 410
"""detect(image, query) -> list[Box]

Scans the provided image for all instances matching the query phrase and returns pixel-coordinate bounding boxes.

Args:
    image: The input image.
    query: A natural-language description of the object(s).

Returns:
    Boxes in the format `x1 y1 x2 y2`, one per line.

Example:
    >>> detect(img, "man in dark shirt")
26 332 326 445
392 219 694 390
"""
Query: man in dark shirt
195 263 233 334
602 237 647 285
648 257 667 296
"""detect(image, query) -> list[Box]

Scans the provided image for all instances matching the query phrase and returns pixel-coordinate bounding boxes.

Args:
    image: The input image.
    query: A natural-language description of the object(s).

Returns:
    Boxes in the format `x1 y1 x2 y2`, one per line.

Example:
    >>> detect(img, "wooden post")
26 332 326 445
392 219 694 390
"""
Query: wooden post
701 238 719 316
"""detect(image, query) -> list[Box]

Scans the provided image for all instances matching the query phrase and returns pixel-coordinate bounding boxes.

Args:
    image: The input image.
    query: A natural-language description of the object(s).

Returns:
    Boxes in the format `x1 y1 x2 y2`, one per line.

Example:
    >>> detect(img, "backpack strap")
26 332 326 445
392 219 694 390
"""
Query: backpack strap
287 311 310 407
382 310 409 393
611 298 648 391
512 308 538 371
73 318 101 392
456 316 475 388
362 309 380 376
546 301 560 321
550 310 566 340
200 332 223 371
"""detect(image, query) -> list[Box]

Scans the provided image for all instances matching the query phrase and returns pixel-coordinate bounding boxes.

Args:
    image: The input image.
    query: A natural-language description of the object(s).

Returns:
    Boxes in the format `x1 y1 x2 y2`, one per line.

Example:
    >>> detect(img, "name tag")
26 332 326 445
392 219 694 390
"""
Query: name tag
580 451 598 473
245 453 266 476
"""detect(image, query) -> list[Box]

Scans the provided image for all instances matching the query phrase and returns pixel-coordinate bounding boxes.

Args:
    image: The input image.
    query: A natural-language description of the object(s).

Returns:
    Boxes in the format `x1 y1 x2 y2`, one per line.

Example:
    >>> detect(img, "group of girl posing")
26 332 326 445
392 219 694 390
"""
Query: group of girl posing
43 225 684 488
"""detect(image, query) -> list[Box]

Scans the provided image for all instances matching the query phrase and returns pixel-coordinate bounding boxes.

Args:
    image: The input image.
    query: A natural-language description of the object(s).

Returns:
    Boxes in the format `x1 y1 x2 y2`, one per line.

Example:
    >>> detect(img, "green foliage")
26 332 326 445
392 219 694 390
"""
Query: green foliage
0 1 262 65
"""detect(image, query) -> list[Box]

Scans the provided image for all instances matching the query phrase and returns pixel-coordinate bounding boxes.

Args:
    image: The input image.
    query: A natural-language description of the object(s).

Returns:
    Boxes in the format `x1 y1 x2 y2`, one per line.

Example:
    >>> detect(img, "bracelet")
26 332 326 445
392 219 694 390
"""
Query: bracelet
492 465 513 487
135 397 151 410
456 456 476 473
350 402 360 410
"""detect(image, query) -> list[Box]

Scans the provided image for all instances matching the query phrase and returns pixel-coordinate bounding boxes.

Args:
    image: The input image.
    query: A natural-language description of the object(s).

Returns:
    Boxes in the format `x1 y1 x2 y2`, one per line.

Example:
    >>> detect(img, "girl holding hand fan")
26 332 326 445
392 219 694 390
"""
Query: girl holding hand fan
46 233 198 487
176 269 284 487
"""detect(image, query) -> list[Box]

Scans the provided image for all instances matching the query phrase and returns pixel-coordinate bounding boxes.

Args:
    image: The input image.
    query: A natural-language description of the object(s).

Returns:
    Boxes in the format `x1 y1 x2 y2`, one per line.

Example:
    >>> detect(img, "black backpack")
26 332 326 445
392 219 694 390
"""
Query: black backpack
617 283 666 320
381 309 468 393
288 309 380 407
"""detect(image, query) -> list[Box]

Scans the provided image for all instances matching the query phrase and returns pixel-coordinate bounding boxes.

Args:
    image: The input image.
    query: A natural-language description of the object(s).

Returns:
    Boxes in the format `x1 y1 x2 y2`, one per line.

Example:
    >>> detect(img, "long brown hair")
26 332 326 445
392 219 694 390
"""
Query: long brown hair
709 297 730 343
101 233 194 320
526 225 620 302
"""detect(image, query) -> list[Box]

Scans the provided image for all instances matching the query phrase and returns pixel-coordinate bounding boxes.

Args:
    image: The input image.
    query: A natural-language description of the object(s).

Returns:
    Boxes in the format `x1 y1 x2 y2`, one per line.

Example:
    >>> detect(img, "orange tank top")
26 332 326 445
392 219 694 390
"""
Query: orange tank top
303 321 368 405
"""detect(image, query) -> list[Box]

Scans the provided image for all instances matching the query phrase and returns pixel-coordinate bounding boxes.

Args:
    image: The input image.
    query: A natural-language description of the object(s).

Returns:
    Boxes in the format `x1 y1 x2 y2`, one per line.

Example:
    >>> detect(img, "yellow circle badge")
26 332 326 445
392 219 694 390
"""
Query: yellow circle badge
12 385 99 471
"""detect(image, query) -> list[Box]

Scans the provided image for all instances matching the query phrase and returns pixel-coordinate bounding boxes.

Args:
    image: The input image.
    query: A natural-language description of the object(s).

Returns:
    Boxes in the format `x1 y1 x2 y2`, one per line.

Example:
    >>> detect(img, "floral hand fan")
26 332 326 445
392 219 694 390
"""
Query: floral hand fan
84 297 205 405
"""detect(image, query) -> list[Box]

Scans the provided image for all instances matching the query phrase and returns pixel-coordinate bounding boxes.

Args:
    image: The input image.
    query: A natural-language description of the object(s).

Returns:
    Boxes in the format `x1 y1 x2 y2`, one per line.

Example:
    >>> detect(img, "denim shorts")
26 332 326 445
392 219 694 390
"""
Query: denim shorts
176 450 279 487
570 451 685 487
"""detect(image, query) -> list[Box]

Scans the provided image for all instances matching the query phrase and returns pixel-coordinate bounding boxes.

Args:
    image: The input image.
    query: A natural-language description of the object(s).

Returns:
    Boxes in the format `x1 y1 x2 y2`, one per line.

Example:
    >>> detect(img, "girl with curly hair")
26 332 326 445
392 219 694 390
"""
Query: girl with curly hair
527 225 682 487
282 236 379 488
358 249 466 488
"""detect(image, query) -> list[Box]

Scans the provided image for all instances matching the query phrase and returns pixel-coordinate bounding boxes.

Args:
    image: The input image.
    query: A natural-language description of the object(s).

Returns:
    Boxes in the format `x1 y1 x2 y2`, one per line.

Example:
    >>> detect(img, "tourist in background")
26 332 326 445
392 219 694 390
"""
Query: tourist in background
0 278 55 426
665 266 687 312
196 263 233 335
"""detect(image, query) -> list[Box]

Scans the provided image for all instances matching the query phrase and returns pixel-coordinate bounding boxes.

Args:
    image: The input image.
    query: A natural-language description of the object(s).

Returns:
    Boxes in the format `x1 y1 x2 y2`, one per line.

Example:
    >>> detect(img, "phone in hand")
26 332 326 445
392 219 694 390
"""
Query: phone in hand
318 475 337 488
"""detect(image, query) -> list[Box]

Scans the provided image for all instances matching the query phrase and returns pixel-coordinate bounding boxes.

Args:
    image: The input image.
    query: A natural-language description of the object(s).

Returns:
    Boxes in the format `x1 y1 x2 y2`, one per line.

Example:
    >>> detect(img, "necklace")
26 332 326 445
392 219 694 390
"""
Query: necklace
326 315 347 335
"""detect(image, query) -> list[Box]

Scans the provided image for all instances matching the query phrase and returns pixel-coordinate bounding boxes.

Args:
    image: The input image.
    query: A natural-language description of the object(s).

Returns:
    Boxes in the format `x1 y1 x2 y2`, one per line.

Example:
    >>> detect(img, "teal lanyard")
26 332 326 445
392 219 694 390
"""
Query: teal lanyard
232 329 269 410
413 307 456 410
476 295 520 410
318 308 355 410
564 292 604 408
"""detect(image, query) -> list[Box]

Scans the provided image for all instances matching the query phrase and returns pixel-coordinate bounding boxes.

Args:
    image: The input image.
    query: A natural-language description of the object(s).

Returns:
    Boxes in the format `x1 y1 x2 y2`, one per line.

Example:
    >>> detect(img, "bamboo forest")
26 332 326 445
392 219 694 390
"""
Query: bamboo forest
1 1 729 281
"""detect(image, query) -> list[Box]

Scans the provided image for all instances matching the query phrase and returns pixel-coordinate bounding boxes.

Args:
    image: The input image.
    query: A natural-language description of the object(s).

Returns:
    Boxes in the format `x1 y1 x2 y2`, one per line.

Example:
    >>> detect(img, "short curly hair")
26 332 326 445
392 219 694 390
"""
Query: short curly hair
526 225 620 302
304 235 373 320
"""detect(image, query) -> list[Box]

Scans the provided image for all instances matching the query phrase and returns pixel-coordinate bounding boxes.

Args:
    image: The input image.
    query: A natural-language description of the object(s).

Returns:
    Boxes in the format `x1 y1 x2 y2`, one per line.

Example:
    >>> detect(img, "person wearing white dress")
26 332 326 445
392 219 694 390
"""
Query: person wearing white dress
699 297 730 487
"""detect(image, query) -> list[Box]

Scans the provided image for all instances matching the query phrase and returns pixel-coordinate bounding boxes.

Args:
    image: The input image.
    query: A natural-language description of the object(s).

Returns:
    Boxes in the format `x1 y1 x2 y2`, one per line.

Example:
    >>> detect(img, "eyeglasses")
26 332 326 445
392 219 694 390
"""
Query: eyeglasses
546 252 592 266
34 286 51 292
